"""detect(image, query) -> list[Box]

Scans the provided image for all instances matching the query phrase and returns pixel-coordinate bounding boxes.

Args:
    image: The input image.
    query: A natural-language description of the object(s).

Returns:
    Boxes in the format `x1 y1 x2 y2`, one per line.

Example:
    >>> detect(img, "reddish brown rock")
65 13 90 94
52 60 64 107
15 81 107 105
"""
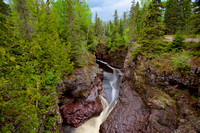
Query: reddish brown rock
96 43 127 69
101 45 200 133
57 54 104 128
60 76 103 127
100 81 149 133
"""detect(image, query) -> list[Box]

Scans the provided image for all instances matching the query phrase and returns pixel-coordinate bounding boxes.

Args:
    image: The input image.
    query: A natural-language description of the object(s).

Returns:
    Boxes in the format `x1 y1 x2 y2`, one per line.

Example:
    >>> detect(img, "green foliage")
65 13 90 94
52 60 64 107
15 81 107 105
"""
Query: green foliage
88 43 96 53
189 1 200 34
141 0 165 40
94 12 103 37
172 51 190 71
168 32 184 52
114 10 118 27
88 28 94 44
139 39 167 54
87 28 96 53
164 0 192 34
185 42 200 56
131 46 141 59
129 0 140 41
123 28 130 46
0 0 80 131
52 0 92 67
105 37 112 50
0 0 10 16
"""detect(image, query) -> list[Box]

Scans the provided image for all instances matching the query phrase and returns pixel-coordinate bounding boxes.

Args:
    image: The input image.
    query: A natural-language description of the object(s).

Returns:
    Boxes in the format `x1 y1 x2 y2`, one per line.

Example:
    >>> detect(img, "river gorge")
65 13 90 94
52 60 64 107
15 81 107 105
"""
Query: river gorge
57 45 200 133
61 60 123 133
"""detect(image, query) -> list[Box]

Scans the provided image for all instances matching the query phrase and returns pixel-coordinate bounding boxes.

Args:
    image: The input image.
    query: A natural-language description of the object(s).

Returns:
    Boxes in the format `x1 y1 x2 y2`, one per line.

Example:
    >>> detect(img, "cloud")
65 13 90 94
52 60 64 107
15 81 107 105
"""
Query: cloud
88 0 134 22
91 7 103 13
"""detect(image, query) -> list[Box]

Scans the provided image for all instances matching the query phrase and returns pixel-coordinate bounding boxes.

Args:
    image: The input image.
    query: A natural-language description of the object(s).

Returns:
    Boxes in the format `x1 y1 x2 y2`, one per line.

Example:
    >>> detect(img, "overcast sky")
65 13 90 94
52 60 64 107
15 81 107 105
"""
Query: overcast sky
87 0 134 22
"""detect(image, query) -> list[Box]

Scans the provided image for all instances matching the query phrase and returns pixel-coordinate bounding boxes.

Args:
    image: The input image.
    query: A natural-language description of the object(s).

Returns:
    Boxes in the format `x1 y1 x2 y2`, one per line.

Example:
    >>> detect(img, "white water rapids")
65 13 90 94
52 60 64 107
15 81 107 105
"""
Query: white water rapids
62 60 123 133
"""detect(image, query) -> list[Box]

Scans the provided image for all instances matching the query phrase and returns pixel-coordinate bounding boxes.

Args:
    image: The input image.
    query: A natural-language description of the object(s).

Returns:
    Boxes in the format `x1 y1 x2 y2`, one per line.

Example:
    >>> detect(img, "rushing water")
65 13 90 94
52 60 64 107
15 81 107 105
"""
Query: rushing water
62 60 123 133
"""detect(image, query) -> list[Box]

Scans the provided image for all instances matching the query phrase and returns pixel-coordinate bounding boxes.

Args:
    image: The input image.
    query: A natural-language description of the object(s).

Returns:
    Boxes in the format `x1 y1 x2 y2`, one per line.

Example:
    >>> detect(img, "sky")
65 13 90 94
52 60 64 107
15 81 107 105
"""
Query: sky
86 0 134 22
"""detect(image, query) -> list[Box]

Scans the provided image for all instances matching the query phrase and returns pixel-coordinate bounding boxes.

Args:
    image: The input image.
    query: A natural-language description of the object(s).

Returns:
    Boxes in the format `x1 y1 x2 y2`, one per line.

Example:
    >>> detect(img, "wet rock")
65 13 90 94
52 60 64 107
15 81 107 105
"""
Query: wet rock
175 91 197 120
101 44 200 133
196 67 200 75
59 76 103 128
147 88 176 109
96 43 128 69
57 54 104 128
100 81 149 133
57 65 102 98
175 119 200 133
190 67 197 74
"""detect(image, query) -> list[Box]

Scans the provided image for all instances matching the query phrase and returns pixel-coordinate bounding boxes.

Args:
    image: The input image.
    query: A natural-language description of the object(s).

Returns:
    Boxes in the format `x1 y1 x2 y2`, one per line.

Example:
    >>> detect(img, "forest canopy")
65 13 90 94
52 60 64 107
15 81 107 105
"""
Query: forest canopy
0 0 200 132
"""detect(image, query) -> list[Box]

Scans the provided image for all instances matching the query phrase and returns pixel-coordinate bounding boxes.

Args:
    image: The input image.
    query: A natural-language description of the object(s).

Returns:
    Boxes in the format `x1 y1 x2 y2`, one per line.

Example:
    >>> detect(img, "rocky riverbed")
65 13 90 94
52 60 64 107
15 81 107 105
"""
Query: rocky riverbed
100 45 200 133
57 45 200 133
57 54 104 129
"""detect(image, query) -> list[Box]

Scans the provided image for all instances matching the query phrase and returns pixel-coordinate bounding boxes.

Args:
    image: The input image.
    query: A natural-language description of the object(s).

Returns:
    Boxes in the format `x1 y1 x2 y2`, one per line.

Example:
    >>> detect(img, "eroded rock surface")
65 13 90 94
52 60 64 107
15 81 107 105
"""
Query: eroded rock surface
100 80 150 133
57 55 104 128
96 43 127 69
101 45 200 133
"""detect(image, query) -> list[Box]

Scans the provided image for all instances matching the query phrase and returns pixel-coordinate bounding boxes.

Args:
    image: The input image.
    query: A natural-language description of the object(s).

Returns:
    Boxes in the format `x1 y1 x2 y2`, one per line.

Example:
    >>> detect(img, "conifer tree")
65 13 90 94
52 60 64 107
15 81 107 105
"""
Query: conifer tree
0 0 10 16
94 11 98 36
129 0 140 40
164 0 191 34
142 0 164 40
123 12 126 36
119 19 123 36
179 0 192 32
1 0 73 132
11 0 31 41
189 0 200 34
111 10 118 44
164 0 179 34
135 2 140 34
114 9 118 27
138 2 147 35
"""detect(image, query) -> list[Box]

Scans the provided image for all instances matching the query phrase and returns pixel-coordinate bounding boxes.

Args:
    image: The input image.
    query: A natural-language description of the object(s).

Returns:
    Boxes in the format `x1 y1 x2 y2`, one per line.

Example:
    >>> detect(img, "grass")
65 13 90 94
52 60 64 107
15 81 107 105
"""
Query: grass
145 50 197 73
146 52 176 72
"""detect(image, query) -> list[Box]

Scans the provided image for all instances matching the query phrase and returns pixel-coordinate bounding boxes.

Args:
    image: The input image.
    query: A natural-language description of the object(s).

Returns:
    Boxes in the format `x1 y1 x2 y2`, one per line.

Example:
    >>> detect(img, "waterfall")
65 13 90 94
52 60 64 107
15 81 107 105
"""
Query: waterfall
62 60 123 133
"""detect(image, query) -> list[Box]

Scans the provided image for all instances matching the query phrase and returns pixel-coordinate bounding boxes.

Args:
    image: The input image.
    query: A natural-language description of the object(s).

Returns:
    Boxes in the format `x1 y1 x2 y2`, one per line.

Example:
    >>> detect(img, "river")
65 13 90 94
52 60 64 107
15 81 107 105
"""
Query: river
62 60 123 133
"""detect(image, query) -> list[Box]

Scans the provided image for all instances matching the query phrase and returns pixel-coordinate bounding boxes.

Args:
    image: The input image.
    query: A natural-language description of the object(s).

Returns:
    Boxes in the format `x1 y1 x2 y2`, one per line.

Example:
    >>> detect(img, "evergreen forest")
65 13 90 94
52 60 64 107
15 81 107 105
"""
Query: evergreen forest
0 0 200 132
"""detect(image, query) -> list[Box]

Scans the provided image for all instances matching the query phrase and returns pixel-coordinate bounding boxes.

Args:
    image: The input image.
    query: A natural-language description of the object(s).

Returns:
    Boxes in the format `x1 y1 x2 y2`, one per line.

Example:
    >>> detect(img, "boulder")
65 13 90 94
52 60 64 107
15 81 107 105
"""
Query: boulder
57 55 104 128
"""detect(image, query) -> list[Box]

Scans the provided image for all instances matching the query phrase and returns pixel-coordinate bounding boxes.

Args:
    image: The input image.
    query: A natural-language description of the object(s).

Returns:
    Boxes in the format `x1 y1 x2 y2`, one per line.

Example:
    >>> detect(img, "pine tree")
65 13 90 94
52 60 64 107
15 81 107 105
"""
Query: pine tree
1 0 73 132
141 0 164 40
164 0 179 34
114 9 118 27
138 2 147 36
189 0 200 34
53 0 89 66
11 0 31 41
164 0 192 34
118 19 123 36
111 10 118 44
0 0 10 16
123 12 126 36
179 0 192 33
135 2 140 34
129 0 140 40
109 10 122 48
94 11 98 36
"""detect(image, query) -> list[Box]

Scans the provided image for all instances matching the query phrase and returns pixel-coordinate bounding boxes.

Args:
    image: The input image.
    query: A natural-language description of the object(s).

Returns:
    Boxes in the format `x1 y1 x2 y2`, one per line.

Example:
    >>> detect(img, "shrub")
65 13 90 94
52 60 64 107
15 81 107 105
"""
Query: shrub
88 43 96 53
105 37 112 50
169 32 184 52
172 51 190 72
139 39 168 55
185 42 200 56
132 46 141 59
